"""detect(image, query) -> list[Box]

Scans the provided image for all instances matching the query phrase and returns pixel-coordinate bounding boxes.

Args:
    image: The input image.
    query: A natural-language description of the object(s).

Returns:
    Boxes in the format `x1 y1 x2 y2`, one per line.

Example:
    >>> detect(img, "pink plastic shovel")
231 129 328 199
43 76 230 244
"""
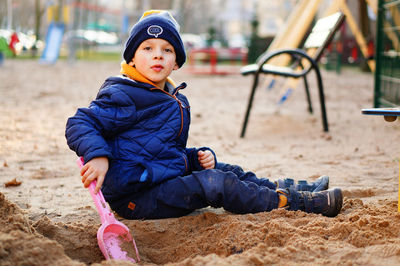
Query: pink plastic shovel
77 157 140 262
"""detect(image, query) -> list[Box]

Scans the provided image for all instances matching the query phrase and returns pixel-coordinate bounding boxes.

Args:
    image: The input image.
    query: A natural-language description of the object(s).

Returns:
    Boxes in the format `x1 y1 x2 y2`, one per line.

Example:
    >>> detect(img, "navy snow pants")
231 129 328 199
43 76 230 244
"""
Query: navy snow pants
110 163 280 219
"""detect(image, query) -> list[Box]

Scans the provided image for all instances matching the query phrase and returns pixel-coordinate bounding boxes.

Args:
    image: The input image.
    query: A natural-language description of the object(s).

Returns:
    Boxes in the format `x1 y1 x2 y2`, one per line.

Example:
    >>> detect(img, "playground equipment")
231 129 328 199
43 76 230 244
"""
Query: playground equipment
239 0 377 137
40 3 69 64
255 0 376 71
40 2 123 63
288 0 376 88
187 47 248 75
326 0 376 72
278 0 377 104
0 36 12 65
373 0 400 107
362 0 400 212
261 0 323 64
40 22 65 64
240 12 345 137
361 107 400 212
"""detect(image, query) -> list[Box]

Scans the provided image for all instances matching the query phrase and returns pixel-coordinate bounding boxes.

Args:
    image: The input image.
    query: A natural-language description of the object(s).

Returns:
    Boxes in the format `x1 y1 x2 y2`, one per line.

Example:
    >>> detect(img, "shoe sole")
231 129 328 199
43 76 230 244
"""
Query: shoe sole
324 188 343 217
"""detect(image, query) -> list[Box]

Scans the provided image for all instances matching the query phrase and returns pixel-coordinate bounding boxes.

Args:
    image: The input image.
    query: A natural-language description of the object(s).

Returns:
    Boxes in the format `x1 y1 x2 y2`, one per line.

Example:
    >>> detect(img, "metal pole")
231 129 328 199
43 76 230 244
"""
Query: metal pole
67 0 76 63
373 0 384 107
240 71 261 138
7 0 12 30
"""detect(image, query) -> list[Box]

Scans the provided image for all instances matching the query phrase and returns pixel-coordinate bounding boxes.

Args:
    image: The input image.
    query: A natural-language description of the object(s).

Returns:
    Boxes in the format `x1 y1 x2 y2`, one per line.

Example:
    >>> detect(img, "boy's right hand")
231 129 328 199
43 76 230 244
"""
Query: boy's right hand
80 157 109 194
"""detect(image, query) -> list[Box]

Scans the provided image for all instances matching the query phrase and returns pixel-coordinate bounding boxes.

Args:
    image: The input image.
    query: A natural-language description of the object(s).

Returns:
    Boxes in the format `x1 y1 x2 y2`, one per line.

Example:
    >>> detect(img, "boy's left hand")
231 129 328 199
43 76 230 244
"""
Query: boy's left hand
198 150 215 169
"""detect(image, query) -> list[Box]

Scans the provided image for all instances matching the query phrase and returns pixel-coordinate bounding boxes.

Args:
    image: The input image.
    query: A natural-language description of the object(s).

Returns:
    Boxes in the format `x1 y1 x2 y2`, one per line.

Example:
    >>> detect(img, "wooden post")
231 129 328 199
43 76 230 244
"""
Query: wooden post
365 0 378 14
268 0 323 62
340 2 376 72
325 0 376 72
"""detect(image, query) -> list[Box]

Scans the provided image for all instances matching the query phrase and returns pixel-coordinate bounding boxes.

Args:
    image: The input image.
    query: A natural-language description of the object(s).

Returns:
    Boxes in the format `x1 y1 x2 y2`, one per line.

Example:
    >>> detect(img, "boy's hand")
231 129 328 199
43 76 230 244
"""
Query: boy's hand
80 157 109 194
198 150 215 169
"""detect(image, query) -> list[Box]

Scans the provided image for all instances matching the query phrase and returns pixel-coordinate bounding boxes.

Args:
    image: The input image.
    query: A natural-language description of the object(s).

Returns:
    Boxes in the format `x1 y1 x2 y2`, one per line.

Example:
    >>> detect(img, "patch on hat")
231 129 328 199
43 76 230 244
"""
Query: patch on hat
147 25 163 38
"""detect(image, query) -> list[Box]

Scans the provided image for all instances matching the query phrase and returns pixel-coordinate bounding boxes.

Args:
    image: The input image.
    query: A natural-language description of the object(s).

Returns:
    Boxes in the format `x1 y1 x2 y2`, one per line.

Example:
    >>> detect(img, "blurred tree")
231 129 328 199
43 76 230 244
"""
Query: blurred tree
247 17 260 63
206 26 216 47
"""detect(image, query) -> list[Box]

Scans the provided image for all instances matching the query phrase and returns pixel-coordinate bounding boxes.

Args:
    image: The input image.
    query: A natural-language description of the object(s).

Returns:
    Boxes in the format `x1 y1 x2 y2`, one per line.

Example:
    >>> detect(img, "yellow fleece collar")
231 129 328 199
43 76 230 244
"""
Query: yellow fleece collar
120 61 176 88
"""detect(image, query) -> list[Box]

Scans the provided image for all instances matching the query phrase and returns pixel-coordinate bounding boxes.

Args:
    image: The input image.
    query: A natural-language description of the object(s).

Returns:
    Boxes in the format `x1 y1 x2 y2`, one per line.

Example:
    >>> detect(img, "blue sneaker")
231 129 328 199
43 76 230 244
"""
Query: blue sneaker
275 175 329 192
277 187 343 217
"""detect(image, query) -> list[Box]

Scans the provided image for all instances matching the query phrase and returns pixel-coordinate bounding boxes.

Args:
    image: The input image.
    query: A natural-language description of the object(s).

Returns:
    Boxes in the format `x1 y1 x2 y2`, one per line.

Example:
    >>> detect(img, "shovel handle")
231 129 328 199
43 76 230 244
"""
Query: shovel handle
77 157 116 224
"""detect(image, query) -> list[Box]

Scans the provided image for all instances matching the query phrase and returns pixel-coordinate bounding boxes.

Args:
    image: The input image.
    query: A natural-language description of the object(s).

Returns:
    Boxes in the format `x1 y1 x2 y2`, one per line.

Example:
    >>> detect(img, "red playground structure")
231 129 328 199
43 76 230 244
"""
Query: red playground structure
186 47 248 75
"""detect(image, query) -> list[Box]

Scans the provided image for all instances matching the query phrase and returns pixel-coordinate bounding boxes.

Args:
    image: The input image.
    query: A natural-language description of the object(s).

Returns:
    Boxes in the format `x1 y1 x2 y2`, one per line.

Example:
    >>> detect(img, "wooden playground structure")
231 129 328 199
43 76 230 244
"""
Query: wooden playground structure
186 0 378 76
252 0 377 72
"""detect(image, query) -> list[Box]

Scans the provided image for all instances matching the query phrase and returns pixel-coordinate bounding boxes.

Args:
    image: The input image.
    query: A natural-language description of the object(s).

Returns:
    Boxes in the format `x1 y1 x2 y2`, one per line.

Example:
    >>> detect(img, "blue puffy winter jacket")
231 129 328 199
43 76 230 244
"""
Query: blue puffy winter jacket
65 75 216 201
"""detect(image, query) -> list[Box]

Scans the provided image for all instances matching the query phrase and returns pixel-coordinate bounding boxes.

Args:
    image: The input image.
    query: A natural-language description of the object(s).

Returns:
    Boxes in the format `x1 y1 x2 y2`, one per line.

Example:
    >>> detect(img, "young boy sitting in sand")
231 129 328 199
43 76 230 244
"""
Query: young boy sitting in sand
65 10 343 219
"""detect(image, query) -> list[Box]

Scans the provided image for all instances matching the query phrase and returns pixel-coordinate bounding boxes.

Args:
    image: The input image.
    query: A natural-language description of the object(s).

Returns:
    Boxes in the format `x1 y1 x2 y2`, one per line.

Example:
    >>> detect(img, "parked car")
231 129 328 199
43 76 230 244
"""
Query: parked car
64 29 119 46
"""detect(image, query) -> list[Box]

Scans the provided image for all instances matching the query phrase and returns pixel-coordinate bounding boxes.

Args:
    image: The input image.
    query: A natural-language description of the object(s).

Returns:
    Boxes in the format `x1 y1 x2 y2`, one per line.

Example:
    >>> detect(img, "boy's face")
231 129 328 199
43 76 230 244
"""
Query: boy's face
132 38 179 89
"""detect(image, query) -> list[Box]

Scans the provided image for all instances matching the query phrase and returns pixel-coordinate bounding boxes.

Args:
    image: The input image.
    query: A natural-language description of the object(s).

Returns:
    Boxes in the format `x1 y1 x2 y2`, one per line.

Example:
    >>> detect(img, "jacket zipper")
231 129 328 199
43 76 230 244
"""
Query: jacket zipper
182 155 188 172
150 83 187 137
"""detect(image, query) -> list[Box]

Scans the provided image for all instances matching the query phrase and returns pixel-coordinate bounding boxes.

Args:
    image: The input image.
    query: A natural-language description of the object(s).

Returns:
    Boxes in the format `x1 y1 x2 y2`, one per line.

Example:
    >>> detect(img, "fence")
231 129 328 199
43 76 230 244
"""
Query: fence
374 0 400 107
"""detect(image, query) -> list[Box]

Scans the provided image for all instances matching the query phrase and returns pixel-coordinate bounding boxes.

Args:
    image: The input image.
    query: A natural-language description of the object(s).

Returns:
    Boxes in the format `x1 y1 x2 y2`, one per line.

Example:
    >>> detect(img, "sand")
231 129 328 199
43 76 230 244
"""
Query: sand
0 59 400 265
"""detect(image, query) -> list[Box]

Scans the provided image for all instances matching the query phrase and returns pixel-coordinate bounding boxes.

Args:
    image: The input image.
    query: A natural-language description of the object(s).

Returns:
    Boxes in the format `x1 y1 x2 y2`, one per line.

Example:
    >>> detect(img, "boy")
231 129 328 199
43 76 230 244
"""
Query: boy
66 10 342 219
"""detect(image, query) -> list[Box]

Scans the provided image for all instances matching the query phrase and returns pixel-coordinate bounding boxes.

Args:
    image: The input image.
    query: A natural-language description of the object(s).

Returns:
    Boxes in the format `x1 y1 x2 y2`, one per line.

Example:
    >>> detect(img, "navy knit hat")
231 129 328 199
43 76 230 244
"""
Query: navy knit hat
123 10 186 68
